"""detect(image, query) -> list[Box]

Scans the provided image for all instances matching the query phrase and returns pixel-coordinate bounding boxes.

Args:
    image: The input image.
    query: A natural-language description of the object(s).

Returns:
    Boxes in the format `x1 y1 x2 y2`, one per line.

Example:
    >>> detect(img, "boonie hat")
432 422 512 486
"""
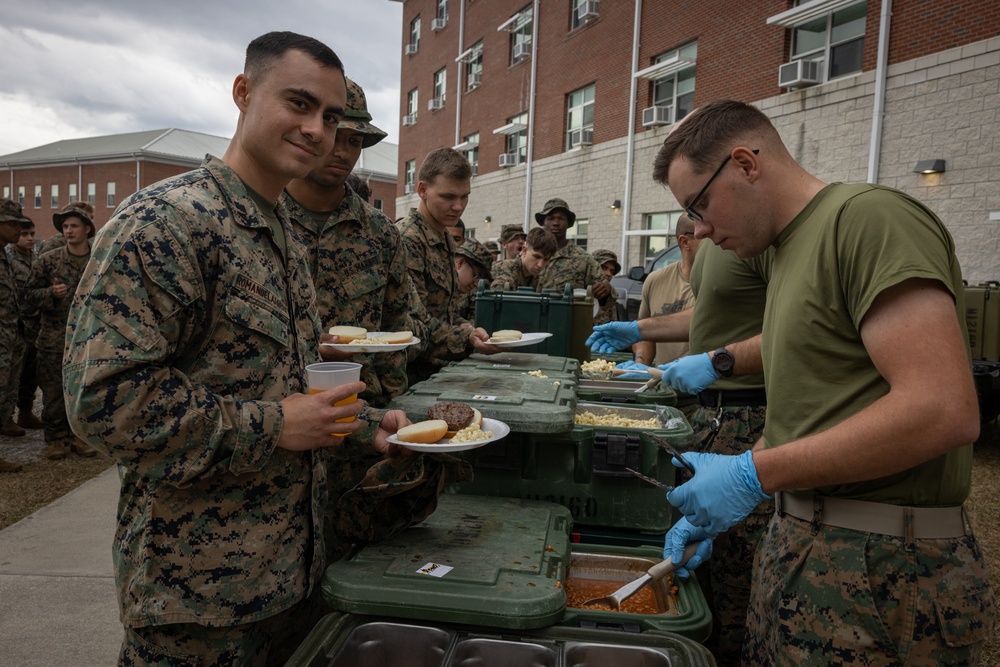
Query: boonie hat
456 238 494 281
0 198 31 225
484 240 500 253
339 78 388 148
534 198 576 227
499 224 526 244
53 201 96 238
592 249 621 276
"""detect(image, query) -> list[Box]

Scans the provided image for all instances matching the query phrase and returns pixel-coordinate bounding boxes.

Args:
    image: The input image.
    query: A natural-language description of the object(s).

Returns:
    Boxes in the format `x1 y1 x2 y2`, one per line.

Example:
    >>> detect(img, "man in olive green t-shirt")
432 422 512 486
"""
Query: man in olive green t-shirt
651 100 992 665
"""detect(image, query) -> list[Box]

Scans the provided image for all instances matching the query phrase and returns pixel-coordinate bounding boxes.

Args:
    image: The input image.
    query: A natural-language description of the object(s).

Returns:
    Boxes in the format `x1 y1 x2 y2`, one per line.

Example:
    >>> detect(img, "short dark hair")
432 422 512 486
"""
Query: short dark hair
524 227 557 258
675 214 695 237
653 100 775 186
20 216 34 230
245 31 344 80
453 218 466 230
347 173 372 201
419 147 472 184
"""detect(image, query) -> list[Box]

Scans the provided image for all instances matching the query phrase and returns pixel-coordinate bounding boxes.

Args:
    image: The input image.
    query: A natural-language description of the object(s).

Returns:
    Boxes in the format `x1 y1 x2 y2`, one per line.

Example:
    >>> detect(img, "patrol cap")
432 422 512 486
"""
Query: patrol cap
484 240 500 253
592 249 621 275
53 201 96 238
499 224 526 244
456 238 494 281
534 198 576 227
0 198 31 225
339 78 388 148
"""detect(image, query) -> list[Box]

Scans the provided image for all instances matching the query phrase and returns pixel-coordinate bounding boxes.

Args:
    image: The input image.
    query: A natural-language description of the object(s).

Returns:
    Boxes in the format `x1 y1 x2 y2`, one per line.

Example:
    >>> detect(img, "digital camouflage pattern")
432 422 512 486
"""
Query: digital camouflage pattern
5 246 38 419
680 403 770 665
38 234 66 255
0 251 24 428
283 185 412 407
398 208 473 381
536 242 618 324
490 256 538 292
6 245 38 340
591 249 620 276
26 246 91 442
63 156 384 629
499 224 526 245
745 513 996 666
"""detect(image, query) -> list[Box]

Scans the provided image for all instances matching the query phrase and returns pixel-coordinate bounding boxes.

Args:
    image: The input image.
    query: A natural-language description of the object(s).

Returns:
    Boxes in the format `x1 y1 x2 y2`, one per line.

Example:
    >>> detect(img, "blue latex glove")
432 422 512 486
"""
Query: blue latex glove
662 517 715 579
613 360 650 379
586 321 642 354
657 353 718 394
667 451 771 535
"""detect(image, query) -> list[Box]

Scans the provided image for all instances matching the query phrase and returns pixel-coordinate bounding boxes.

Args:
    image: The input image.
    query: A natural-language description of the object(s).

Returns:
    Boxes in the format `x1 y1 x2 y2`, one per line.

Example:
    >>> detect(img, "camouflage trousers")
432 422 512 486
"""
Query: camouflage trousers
119 589 322 667
37 345 72 442
744 512 996 666
680 403 772 666
0 332 26 423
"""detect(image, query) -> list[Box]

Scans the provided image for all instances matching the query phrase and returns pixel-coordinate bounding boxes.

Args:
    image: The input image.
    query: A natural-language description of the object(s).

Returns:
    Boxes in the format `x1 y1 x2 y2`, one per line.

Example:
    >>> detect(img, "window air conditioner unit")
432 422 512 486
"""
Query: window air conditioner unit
513 42 532 61
779 59 821 88
576 0 600 22
569 128 593 147
467 72 482 89
428 97 445 111
642 105 673 128
404 183 414 195
432 17 447 31
499 153 519 168
405 42 419 56
402 114 417 127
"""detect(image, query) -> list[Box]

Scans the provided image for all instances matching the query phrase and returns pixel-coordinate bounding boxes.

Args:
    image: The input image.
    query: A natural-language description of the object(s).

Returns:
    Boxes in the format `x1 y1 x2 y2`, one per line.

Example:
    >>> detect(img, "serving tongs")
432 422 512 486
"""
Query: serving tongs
581 542 703 610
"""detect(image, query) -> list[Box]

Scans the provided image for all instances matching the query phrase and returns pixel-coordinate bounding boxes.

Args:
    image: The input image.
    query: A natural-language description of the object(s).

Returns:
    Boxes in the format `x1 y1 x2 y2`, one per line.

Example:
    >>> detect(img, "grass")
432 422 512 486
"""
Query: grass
0 453 113 531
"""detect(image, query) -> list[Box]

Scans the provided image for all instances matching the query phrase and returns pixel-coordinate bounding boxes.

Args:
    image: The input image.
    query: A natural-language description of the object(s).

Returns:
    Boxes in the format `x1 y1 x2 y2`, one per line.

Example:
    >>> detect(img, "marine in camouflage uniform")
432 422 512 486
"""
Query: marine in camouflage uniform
453 238 493 321
37 232 66 255
490 256 536 292
534 198 618 325
62 35 385 665
0 199 31 472
5 227 42 431
26 202 98 458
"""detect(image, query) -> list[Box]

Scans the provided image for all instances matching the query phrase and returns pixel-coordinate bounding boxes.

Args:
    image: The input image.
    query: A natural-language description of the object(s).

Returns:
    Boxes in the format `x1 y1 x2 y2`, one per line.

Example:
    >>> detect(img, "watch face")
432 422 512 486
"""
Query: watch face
713 349 735 376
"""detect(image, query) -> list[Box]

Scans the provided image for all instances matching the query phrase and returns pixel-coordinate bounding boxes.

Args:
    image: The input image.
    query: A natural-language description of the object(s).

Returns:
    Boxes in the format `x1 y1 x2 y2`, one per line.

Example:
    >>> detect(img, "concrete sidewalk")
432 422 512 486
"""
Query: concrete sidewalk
0 465 121 665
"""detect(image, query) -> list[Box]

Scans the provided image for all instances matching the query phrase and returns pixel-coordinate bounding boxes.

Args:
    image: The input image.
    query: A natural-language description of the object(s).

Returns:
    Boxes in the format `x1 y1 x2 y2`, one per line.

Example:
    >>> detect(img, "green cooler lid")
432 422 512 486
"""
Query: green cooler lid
445 352 582 379
389 370 577 433
322 495 573 630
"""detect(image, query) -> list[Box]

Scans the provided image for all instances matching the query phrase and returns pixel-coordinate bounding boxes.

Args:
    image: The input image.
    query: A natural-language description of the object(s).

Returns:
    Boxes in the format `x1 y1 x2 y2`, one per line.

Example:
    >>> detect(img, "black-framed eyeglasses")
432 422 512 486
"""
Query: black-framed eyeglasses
685 148 759 222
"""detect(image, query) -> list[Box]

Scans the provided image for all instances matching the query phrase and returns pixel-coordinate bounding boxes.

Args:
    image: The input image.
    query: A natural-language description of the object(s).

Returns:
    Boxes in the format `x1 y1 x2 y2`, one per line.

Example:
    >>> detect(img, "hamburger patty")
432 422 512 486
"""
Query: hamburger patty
427 402 475 431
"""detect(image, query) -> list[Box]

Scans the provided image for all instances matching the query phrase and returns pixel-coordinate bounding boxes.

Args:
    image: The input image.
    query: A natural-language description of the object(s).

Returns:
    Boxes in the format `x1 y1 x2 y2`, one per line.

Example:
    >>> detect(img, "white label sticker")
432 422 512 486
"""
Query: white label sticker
491 364 512 368
416 562 453 578
471 394 498 401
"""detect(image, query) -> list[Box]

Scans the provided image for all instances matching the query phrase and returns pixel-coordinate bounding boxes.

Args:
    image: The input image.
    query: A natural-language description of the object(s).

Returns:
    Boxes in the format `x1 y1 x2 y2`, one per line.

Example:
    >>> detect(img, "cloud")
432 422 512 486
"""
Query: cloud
0 0 402 155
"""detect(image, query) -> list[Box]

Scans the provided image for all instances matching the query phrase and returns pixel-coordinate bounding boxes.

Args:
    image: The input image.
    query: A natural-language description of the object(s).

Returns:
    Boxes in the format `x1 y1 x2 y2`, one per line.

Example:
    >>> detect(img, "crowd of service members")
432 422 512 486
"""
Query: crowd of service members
1 30 993 667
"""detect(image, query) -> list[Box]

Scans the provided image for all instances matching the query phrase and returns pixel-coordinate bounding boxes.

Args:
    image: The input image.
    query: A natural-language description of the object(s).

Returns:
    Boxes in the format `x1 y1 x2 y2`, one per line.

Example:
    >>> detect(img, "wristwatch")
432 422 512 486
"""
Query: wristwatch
711 347 735 377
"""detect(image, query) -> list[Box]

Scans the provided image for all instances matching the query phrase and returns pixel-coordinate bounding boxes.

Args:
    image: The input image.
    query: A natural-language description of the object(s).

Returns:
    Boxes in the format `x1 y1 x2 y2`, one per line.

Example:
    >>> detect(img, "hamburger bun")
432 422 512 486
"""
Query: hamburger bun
490 329 523 343
395 419 449 444
376 331 414 344
328 325 368 342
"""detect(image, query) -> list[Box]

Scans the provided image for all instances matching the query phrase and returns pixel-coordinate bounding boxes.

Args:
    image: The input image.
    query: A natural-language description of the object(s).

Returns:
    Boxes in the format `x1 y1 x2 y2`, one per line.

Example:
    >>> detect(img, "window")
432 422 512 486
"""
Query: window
436 0 448 22
509 5 532 64
566 218 589 250
373 198 383 211
638 212 686 264
506 113 528 164
404 160 416 194
652 43 697 125
107 182 116 208
87 183 96 205
34 185 42 209
432 68 447 106
791 1 866 81
464 41 483 90
51 184 59 208
566 84 595 150
405 88 419 124
571 0 599 29
17 186 24 206
69 183 77 200
409 15 421 53
2 187 8 199
462 132 479 173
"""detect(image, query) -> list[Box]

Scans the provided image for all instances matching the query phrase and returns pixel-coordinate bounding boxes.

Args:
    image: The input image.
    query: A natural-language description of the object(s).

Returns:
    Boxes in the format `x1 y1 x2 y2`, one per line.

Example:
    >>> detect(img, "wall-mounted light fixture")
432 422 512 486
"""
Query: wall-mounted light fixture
484 215 492 223
610 199 622 210
913 159 946 174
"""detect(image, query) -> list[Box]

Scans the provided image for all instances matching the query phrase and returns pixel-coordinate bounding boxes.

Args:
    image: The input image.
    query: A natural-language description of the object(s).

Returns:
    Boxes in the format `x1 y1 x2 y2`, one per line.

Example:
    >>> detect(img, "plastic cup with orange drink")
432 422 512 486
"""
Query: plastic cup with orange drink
305 362 363 437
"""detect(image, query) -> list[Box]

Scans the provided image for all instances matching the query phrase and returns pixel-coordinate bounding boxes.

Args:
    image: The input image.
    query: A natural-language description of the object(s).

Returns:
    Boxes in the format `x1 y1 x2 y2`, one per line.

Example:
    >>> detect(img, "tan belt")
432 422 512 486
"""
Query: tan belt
775 492 968 540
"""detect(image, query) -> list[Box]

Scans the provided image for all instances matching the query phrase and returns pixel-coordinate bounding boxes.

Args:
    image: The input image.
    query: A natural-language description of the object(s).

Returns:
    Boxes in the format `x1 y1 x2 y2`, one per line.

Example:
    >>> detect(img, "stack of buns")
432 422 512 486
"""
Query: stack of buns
489 329 523 343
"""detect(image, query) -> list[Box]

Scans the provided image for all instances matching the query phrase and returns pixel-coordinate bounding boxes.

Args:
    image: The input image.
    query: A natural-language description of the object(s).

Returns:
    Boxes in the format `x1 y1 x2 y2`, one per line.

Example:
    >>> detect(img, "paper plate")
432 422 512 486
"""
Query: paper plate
487 332 554 348
322 333 421 353
390 418 510 453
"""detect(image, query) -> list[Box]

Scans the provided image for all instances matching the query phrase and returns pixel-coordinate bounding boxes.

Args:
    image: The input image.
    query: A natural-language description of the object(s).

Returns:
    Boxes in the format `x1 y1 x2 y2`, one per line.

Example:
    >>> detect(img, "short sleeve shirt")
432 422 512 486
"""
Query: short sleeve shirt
638 262 695 365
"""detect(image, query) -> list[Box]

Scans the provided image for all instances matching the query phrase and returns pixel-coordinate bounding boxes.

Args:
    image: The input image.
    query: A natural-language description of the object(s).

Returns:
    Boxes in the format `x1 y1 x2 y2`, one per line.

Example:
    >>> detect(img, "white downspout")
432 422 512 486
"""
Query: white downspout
867 0 892 184
454 2 466 147
620 0 643 263
523 0 540 230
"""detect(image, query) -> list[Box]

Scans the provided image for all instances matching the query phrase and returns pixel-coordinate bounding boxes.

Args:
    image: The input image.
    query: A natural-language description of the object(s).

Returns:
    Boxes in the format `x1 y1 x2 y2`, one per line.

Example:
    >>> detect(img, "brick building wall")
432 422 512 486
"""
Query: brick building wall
394 0 1000 281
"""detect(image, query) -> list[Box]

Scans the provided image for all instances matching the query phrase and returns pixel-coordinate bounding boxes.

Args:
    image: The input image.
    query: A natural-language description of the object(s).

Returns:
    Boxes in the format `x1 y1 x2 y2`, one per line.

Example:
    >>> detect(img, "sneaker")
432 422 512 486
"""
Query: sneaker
1 421 26 437
16 411 43 430
0 457 23 473
69 438 98 458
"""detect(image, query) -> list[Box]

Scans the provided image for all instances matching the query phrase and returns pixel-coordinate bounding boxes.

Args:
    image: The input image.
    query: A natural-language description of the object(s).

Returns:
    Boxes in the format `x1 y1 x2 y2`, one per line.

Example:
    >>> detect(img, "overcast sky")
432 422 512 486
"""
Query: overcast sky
0 0 403 156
